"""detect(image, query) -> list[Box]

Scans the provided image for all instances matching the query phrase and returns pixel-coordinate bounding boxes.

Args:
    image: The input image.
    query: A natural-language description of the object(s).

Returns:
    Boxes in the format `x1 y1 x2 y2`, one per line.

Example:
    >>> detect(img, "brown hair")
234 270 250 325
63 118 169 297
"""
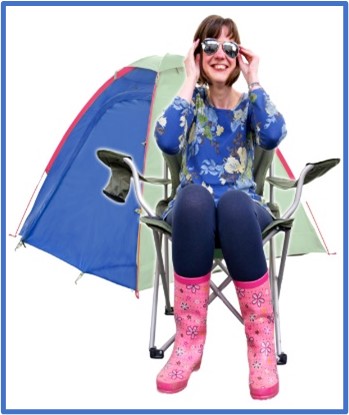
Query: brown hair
193 15 241 86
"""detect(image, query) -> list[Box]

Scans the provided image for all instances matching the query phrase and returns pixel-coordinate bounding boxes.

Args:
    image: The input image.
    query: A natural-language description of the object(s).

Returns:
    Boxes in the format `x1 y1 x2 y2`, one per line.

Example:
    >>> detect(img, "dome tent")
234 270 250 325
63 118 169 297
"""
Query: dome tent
17 54 327 293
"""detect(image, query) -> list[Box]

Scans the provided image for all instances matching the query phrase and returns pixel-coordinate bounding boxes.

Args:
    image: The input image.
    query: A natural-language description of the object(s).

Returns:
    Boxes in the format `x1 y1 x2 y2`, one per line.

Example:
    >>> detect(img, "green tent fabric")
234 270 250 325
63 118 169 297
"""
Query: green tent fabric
133 55 186 289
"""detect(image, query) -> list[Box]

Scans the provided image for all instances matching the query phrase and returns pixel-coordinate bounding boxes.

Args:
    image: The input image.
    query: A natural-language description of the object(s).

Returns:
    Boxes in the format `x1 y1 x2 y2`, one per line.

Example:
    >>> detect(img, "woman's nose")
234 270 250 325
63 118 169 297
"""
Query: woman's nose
215 44 226 58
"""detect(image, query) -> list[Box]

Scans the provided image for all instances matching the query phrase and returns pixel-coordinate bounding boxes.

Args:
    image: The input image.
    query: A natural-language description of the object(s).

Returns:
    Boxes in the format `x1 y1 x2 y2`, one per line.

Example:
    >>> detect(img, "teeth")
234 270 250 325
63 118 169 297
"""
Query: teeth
214 65 227 70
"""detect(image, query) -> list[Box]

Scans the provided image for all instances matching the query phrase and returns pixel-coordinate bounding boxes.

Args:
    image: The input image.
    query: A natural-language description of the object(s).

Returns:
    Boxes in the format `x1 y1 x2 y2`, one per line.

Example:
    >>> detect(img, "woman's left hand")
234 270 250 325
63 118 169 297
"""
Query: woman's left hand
237 46 260 85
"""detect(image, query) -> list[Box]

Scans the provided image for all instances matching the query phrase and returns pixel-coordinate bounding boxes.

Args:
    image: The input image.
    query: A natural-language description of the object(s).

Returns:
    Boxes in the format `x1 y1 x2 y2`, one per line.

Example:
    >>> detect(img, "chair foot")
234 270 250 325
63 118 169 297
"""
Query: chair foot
150 347 165 359
277 352 287 365
165 306 174 315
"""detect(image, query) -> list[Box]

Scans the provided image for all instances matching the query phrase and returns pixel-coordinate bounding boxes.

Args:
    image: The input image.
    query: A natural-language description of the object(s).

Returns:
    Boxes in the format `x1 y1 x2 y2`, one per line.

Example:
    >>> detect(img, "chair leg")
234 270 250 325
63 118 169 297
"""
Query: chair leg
149 263 162 357
209 279 243 323
277 229 291 295
149 231 173 359
153 231 172 313
269 233 288 365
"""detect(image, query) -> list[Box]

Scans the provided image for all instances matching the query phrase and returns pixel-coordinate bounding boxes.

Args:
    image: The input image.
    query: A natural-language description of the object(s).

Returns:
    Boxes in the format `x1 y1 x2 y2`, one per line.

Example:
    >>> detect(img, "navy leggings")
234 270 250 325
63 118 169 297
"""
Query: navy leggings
165 185 273 282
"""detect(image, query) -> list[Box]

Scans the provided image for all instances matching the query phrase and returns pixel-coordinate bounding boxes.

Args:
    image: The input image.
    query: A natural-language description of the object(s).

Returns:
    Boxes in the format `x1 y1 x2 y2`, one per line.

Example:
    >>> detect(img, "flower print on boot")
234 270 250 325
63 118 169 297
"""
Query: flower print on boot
234 271 279 400
156 272 210 394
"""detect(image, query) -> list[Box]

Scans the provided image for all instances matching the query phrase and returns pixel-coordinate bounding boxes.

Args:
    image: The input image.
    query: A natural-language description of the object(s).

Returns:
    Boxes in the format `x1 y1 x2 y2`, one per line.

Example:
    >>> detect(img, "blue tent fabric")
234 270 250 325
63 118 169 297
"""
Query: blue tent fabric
20 67 157 290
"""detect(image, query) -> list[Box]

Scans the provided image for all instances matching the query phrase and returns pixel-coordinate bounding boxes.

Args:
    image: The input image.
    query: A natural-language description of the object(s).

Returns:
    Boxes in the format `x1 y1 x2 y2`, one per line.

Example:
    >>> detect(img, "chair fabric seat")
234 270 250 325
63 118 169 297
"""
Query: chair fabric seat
140 215 294 241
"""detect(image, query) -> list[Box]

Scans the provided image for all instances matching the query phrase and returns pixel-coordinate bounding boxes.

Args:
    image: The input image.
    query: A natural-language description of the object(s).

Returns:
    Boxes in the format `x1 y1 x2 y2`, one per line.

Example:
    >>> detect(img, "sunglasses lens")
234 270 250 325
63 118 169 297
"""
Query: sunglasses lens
202 40 219 55
223 42 238 58
202 39 238 58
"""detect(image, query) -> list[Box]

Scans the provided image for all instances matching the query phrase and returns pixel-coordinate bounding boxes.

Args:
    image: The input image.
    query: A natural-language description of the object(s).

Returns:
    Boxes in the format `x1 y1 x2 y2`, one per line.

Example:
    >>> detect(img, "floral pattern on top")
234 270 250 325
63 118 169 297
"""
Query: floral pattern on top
154 87 287 218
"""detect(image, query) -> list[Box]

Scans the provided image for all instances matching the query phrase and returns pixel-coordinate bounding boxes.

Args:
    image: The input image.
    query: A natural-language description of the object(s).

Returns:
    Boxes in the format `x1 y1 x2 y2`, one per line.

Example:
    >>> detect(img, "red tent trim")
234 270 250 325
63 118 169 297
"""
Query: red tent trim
276 148 295 180
45 75 120 174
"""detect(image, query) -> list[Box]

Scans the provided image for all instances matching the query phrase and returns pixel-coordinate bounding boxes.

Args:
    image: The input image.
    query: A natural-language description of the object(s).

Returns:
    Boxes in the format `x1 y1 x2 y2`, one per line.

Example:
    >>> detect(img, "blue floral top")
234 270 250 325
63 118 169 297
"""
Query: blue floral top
154 86 287 218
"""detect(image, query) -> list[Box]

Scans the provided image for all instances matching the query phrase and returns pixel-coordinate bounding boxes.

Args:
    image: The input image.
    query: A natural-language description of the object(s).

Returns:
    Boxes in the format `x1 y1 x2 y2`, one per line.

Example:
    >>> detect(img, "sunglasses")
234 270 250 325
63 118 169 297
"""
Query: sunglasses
201 38 239 59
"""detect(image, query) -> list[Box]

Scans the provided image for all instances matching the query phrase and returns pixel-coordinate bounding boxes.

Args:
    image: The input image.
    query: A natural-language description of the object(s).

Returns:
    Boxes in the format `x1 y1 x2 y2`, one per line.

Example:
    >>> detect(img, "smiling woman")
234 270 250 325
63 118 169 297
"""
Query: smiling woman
153 14 287 399
193 15 240 86
201 26 240 102
5 3 344 411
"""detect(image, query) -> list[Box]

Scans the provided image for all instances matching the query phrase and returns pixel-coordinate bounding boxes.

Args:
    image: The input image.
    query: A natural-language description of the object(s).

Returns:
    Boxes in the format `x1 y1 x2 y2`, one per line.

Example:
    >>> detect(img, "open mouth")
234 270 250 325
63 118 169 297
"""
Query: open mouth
211 64 229 71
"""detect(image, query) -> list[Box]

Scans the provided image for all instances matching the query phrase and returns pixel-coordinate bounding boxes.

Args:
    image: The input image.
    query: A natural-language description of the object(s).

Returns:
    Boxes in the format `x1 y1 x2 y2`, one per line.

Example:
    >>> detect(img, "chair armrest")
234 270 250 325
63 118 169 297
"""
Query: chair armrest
97 149 169 215
266 158 340 190
123 158 157 217
267 158 340 219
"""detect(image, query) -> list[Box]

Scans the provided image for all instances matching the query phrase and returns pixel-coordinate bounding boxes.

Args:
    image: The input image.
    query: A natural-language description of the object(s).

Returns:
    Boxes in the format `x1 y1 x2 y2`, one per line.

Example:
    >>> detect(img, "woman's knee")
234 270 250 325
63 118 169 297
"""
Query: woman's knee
217 190 254 222
174 184 215 217
172 184 216 243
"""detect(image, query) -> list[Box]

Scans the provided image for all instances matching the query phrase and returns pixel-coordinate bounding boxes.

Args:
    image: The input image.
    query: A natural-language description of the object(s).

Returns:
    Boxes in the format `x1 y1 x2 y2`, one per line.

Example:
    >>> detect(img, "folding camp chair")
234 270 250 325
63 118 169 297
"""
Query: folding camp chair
97 147 339 365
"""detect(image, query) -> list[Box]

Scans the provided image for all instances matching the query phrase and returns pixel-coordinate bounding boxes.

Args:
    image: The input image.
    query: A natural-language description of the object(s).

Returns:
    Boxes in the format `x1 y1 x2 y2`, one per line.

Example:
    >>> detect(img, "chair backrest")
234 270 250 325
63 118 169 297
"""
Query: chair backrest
156 147 275 217
253 147 275 196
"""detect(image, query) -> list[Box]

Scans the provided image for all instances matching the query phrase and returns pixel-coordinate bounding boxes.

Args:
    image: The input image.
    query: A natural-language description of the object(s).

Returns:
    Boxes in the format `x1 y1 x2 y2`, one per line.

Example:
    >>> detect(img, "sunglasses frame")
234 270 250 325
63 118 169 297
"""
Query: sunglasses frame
201 38 239 59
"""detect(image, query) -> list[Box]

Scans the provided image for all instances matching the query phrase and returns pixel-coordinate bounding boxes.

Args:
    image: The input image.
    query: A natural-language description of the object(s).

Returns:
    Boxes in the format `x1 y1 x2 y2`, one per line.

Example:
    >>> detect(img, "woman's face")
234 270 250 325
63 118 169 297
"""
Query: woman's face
201 25 238 87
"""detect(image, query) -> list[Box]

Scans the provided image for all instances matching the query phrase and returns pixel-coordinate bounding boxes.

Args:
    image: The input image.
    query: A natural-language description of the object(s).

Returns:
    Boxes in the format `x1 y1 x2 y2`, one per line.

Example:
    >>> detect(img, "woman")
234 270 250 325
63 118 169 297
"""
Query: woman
154 15 286 400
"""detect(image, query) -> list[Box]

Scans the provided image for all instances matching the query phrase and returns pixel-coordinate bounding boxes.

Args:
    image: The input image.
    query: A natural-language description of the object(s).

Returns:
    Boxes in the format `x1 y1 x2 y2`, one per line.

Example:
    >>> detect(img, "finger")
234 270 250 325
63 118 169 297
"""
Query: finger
191 38 200 51
186 39 200 59
238 51 250 65
237 54 248 70
239 46 256 58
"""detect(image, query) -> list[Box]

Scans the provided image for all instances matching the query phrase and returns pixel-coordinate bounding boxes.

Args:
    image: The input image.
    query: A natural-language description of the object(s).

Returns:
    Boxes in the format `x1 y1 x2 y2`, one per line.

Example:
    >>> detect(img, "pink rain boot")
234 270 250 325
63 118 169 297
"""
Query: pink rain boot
234 271 279 400
156 272 210 394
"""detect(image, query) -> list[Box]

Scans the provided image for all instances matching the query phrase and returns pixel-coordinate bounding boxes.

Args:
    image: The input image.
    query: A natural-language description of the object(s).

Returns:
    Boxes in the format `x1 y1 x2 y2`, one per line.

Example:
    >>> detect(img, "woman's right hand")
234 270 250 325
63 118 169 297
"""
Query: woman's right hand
178 39 201 102
183 39 201 83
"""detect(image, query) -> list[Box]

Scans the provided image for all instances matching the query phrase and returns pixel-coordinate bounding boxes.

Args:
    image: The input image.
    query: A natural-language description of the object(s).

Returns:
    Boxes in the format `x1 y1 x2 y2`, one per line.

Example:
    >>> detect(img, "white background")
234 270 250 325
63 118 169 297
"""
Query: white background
4 3 345 412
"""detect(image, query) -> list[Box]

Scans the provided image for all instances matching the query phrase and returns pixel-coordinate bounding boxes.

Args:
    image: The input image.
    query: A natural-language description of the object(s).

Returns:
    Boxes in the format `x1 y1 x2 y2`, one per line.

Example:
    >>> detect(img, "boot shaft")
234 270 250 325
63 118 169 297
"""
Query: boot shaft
156 272 211 394
235 272 274 320
174 273 210 333
234 272 279 399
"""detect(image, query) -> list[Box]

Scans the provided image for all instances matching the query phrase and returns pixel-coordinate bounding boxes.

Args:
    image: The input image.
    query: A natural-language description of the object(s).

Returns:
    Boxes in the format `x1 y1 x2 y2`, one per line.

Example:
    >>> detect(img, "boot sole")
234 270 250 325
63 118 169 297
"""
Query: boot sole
156 362 201 394
250 382 279 400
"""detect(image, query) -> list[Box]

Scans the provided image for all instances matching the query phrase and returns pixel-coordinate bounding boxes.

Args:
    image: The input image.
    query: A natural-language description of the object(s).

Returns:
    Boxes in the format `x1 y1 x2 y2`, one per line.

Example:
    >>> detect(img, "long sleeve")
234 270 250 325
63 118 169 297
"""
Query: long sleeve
248 88 287 150
154 96 195 155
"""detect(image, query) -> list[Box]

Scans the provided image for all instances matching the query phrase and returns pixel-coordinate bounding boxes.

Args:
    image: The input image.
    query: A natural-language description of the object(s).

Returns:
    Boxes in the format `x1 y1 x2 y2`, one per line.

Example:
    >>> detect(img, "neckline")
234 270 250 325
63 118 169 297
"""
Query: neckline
204 89 247 112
